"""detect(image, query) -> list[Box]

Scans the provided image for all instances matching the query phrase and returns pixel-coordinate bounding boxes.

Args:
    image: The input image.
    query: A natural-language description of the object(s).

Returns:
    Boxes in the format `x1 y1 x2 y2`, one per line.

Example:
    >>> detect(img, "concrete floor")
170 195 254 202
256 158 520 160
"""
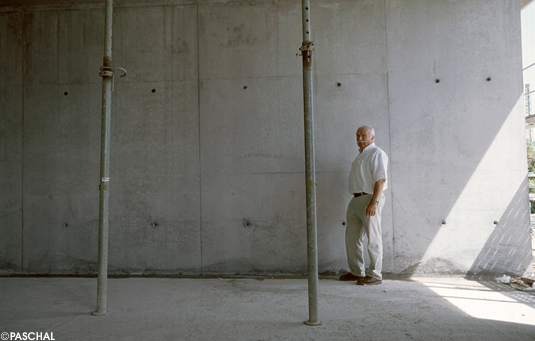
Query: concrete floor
1 277 534 341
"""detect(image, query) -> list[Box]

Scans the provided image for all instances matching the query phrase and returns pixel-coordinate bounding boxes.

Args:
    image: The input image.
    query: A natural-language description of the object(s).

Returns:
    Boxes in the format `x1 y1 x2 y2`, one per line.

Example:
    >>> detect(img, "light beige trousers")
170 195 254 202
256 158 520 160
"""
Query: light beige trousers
345 193 385 279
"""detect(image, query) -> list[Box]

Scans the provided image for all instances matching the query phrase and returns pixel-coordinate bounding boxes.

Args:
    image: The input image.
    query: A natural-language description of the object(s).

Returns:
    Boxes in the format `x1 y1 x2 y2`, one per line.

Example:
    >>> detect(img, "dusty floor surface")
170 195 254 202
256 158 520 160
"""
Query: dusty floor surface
0 277 534 340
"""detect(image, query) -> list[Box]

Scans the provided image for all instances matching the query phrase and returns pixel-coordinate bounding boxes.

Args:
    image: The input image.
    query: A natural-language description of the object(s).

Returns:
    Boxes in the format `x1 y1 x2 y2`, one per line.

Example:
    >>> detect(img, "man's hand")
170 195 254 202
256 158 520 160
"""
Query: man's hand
366 178 385 218
366 201 377 218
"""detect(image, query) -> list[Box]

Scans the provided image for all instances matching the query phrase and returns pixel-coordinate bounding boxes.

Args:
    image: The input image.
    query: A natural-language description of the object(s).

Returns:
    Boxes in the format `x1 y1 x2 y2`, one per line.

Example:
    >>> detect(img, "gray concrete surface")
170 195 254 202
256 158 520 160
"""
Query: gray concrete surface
0 0 532 277
1 277 535 340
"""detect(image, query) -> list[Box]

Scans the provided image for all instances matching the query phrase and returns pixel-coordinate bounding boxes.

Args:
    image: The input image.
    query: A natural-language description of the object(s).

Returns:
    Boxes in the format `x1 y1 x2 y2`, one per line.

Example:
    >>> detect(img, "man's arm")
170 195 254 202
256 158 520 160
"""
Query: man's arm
366 178 385 218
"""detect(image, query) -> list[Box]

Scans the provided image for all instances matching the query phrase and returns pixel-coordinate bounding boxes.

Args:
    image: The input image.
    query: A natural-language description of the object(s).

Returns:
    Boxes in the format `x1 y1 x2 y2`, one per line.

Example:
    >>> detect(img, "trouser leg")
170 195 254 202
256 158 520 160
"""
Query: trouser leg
365 195 384 279
345 197 365 276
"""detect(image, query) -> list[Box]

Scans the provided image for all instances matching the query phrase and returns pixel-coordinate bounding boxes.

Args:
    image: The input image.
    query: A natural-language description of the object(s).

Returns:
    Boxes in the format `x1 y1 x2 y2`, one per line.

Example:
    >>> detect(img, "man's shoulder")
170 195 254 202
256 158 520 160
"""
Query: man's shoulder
358 144 388 160
369 145 389 162
369 144 387 154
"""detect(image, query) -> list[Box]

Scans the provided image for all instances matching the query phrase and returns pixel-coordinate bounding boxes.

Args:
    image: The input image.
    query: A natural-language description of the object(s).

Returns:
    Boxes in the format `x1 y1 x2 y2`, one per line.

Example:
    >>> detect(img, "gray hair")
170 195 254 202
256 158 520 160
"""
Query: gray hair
358 125 375 137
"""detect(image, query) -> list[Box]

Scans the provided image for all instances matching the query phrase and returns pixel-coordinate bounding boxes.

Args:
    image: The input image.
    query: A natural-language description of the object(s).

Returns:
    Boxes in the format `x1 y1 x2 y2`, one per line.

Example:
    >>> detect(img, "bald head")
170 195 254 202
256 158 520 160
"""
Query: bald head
356 126 375 152
357 126 375 137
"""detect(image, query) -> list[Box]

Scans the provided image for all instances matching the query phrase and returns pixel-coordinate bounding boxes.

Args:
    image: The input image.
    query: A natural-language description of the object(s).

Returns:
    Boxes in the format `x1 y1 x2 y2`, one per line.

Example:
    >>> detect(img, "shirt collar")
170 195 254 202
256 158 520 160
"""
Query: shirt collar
360 142 376 154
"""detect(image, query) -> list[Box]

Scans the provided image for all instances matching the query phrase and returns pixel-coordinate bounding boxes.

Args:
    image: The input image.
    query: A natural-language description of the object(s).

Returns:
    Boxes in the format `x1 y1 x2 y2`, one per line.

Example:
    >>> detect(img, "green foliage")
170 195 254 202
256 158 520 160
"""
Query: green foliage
528 139 535 173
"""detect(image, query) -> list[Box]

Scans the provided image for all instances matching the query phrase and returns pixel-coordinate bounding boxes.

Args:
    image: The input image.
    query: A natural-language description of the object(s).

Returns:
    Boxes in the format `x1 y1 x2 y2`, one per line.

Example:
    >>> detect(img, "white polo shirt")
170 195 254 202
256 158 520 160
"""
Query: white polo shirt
348 143 388 195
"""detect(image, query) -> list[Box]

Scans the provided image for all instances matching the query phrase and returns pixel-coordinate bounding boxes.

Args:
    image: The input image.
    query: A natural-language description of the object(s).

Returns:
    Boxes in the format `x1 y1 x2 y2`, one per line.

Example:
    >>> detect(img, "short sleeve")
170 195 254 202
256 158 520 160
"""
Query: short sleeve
371 150 388 183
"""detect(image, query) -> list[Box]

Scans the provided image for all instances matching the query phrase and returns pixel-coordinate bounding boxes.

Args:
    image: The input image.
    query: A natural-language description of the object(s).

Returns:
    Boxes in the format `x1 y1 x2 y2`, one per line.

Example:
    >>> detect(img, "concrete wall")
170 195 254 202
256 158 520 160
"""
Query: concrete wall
0 0 532 277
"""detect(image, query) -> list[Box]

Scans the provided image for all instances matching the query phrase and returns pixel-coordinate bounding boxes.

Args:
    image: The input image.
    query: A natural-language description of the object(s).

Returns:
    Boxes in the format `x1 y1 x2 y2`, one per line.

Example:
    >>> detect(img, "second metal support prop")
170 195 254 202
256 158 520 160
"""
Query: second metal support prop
300 0 321 326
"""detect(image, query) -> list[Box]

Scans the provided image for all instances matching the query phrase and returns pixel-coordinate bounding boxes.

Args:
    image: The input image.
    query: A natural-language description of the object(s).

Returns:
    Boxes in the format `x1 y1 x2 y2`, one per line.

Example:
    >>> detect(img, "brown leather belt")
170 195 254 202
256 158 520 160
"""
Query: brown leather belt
353 192 369 198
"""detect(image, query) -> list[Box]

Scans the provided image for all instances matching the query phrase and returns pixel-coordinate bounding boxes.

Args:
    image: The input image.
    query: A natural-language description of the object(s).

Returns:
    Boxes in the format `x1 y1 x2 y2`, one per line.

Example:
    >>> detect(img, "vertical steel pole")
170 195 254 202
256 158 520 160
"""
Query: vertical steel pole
93 0 113 316
301 0 321 326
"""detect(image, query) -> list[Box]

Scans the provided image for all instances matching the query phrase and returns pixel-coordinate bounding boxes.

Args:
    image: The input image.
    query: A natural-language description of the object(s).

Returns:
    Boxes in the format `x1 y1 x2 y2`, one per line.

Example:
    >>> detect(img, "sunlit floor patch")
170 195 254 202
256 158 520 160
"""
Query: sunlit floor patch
414 278 535 326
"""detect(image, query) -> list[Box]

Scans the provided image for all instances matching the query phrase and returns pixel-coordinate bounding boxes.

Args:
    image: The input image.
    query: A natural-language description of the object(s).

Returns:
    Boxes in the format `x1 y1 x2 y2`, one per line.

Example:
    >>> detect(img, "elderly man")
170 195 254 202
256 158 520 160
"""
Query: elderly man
340 126 388 285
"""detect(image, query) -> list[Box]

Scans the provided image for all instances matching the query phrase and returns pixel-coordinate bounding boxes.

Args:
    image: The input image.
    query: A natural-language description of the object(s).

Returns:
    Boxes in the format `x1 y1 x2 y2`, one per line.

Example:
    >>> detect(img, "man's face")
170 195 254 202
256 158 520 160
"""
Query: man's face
356 128 374 151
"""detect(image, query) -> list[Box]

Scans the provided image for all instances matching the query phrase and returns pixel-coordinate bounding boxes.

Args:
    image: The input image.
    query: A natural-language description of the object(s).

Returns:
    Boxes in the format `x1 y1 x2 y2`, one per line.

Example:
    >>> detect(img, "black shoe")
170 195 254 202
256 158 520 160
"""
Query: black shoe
339 273 366 281
356 276 382 285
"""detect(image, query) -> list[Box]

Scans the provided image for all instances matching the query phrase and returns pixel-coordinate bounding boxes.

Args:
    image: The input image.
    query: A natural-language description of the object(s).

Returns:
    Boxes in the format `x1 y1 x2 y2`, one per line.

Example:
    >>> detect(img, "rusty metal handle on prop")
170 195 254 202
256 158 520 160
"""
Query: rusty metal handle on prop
99 66 127 91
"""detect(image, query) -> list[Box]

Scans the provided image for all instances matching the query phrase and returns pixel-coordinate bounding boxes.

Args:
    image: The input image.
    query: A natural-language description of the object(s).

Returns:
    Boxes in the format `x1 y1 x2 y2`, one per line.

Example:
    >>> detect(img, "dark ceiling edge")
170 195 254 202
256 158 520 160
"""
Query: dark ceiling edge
0 0 198 11
1 0 532 11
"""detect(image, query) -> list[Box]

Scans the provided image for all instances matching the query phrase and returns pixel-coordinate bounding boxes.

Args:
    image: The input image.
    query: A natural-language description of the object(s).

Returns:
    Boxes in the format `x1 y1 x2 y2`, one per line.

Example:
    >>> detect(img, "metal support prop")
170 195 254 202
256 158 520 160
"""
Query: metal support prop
93 0 114 316
300 0 321 326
